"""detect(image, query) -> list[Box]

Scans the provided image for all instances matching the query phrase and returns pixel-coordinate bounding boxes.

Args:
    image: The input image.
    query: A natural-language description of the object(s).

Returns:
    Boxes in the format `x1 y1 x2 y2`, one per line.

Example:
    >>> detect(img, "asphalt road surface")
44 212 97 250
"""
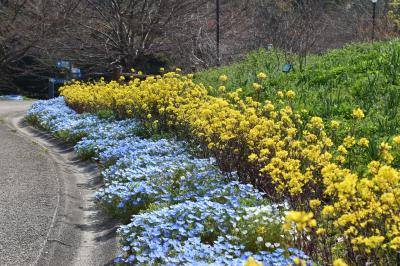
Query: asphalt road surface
0 101 118 266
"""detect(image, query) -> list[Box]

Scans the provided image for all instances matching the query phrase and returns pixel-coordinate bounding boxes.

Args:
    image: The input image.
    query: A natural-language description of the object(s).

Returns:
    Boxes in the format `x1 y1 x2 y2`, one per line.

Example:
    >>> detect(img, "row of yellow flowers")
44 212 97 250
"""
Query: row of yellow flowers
60 71 400 265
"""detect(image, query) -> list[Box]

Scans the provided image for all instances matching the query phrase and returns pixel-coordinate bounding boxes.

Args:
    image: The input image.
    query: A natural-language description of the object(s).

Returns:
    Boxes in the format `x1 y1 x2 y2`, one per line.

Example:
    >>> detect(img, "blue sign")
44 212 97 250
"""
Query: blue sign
56 60 71 69
283 64 293 73
49 60 81 99
49 78 68 84
71 67 82 79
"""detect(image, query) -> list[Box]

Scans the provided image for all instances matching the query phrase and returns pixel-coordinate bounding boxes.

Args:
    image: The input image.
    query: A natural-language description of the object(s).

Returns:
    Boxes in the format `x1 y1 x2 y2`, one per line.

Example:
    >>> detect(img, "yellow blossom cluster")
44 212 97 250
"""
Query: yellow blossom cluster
257 72 267 80
244 257 263 266
320 163 400 256
59 72 400 264
60 72 334 206
293 257 308 266
333 259 348 266
284 211 317 232
352 108 365 119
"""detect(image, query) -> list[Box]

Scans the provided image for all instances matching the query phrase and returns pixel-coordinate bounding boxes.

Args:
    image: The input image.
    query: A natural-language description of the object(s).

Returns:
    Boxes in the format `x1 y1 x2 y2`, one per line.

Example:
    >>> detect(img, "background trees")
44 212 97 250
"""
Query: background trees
0 0 396 97
0 0 80 95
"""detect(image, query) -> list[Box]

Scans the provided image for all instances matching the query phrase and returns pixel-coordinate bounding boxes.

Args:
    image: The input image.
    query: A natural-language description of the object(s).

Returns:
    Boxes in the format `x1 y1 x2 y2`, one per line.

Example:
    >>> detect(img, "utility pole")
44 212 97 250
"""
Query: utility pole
372 0 377 41
216 0 221 66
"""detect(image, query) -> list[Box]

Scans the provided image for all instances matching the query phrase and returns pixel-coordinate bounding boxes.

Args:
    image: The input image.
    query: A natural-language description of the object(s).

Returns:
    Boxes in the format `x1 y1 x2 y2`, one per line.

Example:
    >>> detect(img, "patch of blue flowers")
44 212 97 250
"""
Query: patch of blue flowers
116 200 312 265
27 97 313 265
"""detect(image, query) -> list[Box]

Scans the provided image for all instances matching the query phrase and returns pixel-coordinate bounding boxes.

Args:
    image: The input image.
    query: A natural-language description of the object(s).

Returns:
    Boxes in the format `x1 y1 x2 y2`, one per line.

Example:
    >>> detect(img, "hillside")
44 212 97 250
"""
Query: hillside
195 40 400 163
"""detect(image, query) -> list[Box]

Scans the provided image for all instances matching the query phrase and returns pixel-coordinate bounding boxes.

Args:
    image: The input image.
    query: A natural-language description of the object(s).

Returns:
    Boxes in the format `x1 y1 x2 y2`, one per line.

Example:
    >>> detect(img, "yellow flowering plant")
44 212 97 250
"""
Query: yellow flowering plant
59 72 400 265
60 73 333 205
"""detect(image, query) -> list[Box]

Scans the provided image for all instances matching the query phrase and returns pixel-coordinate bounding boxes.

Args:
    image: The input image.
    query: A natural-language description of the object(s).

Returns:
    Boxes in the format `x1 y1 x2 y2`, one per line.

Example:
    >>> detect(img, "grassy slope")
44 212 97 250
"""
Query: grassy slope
195 40 400 148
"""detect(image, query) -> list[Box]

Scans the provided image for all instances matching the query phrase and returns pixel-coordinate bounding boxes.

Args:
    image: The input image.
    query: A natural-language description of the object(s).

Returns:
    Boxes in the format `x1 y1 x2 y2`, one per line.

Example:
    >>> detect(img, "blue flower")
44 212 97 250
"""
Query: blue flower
27 97 313 266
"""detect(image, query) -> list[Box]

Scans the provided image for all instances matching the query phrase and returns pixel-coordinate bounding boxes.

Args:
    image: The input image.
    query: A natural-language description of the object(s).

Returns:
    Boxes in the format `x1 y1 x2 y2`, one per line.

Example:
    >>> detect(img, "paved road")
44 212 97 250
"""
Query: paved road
0 101 118 266
0 101 58 265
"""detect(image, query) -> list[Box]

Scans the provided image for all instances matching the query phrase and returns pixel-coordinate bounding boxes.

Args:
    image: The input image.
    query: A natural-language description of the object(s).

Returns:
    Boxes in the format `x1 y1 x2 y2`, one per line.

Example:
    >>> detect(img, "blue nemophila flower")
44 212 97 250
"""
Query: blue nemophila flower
28 98 313 265
117 200 312 265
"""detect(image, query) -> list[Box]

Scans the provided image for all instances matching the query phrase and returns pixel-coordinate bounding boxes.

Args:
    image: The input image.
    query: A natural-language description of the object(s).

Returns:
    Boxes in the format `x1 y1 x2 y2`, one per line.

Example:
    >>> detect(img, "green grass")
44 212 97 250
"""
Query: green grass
194 40 400 162
22 96 37 100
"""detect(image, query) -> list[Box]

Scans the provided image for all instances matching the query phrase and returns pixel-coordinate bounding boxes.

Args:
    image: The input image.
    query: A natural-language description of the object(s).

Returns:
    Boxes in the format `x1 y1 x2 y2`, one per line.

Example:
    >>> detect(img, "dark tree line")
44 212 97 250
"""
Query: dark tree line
0 0 395 97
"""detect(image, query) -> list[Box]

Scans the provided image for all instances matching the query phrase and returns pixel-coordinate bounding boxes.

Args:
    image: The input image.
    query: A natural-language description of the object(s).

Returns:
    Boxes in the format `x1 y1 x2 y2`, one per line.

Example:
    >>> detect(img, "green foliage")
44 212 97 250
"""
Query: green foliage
56 130 87 144
195 40 400 149
76 146 96 161
25 114 40 126
96 109 115 120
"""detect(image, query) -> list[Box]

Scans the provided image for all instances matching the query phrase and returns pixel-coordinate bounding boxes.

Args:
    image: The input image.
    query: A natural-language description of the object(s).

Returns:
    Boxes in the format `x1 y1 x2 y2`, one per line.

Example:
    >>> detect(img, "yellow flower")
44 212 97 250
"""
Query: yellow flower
333 259 348 266
130 68 135 73
309 219 317 227
219 74 228 82
352 108 365 119
380 142 392 150
286 90 296 98
393 135 400 145
358 138 369 147
363 235 385 249
310 116 324 129
321 205 334 217
285 211 316 231
175 68 182 72
138 70 143 75
253 83 262 90
277 91 284 98
257 72 267 79
264 101 275 112
380 142 394 163
159 67 165 72
368 160 380 174
331 120 340 129
256 225 266 235
293 258 301 265
325 138 333 147
207 142 215 149
146 114 152 119
248 153 258 161
218 86 226 92
343 136 356 148
381 192 395 204
244 256 263 266
309 199 321 209
292 257 306 266
338 145 347 155
389 237 400 250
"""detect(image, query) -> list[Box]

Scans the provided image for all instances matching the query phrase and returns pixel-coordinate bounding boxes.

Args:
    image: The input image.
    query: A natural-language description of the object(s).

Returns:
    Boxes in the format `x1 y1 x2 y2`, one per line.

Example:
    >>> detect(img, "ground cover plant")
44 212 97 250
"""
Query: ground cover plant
26 97 311 265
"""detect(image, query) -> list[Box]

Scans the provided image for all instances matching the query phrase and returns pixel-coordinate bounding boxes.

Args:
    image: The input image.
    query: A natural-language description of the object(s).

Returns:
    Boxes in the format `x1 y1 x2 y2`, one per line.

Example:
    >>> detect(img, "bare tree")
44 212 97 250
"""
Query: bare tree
244 0 393 70
0 0 80 93
60 0 213 72
167 0 255 68
0 0 395 96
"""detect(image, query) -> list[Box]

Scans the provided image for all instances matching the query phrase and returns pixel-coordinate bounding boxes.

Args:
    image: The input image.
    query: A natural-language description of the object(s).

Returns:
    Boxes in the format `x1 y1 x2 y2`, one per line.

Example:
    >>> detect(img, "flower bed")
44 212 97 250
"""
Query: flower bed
27 97 311 265
56 71 400 265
